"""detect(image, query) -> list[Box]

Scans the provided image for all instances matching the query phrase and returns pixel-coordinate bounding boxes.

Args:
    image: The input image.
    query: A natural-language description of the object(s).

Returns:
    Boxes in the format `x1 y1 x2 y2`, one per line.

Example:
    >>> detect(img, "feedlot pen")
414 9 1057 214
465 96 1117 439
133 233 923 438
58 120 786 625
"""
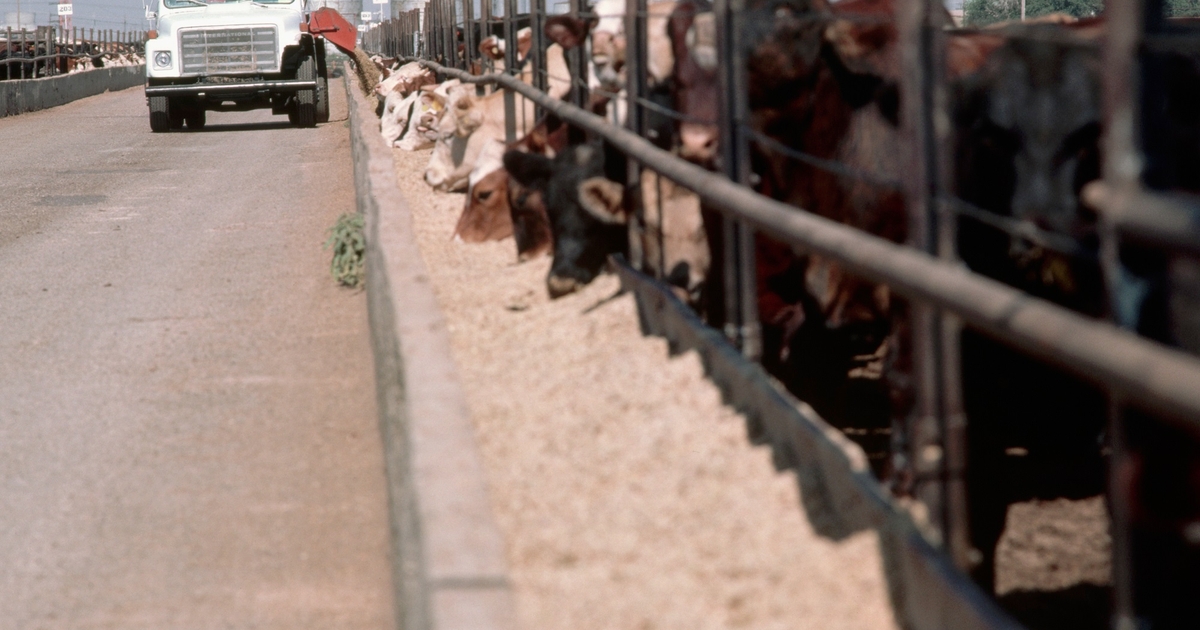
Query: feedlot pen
366 0 1200 627
392 144 1108 629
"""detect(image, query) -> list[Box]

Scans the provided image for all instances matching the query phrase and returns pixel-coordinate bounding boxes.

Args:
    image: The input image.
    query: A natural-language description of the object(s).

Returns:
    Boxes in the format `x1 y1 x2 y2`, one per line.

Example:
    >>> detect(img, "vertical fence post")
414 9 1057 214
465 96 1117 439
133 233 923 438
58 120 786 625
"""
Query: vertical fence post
566 0 587 109
713 0 758 358
463 0 475 72
623 0 647 272
530 0 546 120
897 0 974 579
1100 0 1146 626
502 0 517 142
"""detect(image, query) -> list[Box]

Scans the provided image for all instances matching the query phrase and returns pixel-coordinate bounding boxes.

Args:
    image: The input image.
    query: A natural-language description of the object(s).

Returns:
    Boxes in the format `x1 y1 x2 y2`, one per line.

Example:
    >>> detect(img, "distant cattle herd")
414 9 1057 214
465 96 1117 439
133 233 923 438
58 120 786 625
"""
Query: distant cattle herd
0 34 144 81
366 1 1200 627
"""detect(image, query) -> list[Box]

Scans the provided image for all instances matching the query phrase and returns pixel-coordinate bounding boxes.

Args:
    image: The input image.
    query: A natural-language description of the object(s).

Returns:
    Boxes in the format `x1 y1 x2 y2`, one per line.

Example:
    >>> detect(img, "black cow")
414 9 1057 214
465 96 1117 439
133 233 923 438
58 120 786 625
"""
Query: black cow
504 140 629 298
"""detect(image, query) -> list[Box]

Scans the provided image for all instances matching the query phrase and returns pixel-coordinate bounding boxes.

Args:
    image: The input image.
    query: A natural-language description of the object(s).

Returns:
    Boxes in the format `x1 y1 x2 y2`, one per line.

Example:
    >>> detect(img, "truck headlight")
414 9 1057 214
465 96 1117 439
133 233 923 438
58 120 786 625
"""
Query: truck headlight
154 51 172 68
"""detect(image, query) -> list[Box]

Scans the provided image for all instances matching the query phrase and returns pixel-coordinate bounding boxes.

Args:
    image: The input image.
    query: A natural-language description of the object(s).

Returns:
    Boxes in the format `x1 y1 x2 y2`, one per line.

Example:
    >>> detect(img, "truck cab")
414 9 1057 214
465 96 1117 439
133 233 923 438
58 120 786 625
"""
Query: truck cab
144 0 329 131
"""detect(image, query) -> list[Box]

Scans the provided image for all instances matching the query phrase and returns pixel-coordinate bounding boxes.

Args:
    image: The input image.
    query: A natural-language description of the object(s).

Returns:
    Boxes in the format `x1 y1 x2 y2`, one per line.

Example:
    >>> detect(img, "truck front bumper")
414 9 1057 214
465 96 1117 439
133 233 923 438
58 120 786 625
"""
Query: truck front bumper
145 79 316 97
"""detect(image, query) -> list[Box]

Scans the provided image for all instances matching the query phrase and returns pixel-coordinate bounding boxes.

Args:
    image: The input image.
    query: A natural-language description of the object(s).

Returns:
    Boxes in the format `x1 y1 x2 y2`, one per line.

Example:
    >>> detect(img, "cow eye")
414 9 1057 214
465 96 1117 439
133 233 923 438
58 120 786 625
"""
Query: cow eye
478 190 493 201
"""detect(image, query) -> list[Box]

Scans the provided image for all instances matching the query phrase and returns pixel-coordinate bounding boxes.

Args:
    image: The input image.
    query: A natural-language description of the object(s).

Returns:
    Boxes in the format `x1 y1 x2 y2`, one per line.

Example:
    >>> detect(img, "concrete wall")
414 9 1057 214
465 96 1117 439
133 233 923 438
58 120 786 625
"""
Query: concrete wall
0 65 145 119
343 65 518 630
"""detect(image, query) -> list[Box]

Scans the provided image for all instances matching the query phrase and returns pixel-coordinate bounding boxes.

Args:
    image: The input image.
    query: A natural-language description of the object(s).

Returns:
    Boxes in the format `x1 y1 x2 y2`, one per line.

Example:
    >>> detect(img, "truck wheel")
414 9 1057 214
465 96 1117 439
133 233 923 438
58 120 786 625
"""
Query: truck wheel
315 75 330 123
149 95 171 133
186 110 206 130
293 55 317 128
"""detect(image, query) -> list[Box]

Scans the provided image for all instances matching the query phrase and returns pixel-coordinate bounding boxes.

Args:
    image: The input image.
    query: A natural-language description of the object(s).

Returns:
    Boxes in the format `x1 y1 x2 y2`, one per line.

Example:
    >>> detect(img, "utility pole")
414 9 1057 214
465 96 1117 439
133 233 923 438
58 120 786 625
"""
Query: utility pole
1021 0 1025 20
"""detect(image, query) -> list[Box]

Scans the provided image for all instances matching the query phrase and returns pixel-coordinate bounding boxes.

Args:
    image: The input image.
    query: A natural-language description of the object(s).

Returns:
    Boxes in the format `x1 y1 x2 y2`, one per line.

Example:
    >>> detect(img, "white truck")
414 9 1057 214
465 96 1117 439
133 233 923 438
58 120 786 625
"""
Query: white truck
143 0 349 131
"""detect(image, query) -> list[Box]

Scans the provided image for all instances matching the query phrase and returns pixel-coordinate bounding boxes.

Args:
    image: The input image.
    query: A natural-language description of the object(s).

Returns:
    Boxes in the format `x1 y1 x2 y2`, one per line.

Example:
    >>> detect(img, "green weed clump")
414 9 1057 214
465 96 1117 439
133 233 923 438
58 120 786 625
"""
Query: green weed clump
325 212 366 288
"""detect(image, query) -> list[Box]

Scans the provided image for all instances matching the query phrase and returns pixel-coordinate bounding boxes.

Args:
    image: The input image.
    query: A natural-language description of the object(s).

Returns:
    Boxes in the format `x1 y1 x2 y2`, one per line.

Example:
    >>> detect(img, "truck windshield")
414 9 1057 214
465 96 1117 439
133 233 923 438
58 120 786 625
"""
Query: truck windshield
163 0 294 7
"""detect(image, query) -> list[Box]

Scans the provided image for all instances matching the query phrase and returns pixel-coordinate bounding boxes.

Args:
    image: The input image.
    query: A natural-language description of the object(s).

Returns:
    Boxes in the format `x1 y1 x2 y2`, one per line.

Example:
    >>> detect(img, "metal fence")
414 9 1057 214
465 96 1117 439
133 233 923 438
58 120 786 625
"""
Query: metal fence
0 26 146 81
365 2 1200 627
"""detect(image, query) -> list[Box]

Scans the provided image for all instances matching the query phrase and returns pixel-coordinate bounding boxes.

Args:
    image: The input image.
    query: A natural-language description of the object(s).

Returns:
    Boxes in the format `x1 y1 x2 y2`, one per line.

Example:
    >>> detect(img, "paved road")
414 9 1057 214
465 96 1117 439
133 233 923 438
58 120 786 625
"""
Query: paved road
0 84 395 629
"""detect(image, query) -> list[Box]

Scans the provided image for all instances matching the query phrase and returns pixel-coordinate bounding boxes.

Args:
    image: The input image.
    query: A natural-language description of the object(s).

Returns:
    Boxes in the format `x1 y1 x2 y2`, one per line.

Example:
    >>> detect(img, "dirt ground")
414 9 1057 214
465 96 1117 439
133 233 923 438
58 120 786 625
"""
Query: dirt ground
388 145 1114 629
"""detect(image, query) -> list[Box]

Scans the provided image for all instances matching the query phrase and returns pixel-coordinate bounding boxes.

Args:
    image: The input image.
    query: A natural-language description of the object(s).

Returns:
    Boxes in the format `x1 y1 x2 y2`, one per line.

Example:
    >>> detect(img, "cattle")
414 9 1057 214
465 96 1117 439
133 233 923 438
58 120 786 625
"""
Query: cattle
449 18 587 248
381 89 420 146
668 2 719 167
735 0 1114 596
375 61 437 99
504 141 629 297
453 115 569 258
382 79 462 149
423 42 571 192
453 140 516 243
946 21 1111 593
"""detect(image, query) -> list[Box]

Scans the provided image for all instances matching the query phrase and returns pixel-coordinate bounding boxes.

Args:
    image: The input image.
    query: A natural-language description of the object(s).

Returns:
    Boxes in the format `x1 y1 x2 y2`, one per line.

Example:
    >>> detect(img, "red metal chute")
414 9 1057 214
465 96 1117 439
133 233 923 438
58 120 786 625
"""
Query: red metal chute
307 7 358 55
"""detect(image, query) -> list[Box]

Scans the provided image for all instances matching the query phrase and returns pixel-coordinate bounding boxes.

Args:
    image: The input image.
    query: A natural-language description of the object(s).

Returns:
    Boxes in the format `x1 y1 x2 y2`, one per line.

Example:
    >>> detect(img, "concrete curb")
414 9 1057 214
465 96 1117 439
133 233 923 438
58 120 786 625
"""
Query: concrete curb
343 65 518 630
0 65 145 118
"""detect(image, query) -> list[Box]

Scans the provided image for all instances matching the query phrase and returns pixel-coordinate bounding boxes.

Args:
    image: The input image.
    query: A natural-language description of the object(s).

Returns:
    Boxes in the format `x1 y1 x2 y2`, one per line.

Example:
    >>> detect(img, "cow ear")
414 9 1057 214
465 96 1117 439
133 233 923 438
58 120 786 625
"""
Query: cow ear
578 177 627 224
544 16 589 50
479 36 505 60
504 151 554 187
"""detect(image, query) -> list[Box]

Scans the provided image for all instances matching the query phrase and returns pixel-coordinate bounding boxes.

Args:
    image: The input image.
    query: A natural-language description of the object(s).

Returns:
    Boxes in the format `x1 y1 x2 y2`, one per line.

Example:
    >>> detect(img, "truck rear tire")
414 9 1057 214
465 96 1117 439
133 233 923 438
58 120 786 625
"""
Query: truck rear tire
149 95 171 133
293 56 317 128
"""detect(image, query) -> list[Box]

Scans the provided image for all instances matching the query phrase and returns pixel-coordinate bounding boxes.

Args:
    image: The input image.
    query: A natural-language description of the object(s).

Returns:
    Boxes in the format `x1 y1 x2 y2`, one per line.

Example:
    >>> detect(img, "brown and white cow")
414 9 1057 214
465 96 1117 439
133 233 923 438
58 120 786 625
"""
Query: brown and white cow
423 43 571 192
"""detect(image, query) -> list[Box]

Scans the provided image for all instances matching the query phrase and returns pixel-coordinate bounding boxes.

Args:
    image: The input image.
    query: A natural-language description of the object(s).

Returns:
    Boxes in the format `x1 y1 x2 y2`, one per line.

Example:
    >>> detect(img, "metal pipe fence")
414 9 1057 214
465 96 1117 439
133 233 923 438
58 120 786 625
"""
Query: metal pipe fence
365 1 1200 627
0 26 146 81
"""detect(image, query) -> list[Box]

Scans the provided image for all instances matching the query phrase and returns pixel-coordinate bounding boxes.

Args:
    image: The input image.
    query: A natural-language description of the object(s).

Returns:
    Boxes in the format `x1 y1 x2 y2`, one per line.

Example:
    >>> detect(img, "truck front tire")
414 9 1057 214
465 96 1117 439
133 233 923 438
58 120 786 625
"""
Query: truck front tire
149 95 171 133
293 55 317 128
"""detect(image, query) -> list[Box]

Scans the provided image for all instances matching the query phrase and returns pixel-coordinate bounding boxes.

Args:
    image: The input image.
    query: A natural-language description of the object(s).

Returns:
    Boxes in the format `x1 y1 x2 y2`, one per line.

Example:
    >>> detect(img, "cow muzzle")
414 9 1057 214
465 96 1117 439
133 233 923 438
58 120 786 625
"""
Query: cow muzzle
546 274 583 299
679 123 719 166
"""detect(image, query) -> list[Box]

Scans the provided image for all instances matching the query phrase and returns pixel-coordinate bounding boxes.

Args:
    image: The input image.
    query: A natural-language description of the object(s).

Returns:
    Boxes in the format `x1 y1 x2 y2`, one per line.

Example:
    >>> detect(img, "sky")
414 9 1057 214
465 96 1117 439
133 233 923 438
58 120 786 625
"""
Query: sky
0 0 965 38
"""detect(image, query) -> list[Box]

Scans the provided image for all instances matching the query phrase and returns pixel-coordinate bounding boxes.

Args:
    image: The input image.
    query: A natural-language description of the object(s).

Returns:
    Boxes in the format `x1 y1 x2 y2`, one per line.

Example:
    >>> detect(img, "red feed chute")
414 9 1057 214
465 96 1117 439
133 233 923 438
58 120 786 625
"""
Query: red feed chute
308 7 358 55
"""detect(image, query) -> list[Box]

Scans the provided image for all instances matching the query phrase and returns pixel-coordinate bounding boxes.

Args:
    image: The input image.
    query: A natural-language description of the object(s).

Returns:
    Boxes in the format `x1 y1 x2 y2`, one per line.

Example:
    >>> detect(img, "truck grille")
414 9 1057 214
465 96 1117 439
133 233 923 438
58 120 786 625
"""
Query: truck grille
179 27 277 75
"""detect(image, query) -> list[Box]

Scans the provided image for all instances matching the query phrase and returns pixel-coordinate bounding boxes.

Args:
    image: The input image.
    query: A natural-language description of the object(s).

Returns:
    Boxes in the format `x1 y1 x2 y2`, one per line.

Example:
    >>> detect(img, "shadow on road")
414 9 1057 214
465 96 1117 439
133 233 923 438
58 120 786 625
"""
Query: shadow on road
997 583 1111 630
187 121 299 133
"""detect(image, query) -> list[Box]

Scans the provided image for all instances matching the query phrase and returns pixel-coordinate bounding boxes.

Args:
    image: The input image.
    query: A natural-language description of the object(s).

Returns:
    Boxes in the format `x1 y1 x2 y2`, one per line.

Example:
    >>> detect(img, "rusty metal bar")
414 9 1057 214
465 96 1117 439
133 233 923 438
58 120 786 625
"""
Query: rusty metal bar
1100 0 1147 625
625 0 647 272
730 0 759 362
566 0 588 109
402 58 1200 434
502 0 517 142
463 0 476 73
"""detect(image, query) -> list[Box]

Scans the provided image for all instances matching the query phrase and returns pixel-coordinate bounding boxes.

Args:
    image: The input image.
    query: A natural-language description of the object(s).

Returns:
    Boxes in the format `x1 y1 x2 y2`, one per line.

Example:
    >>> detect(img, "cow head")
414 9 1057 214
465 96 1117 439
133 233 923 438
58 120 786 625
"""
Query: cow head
505 143 628 298
380 89 418 146
954 29 1101 243
669 1 720 167
631 172 712 305
455 140 514 243
743 0 833 108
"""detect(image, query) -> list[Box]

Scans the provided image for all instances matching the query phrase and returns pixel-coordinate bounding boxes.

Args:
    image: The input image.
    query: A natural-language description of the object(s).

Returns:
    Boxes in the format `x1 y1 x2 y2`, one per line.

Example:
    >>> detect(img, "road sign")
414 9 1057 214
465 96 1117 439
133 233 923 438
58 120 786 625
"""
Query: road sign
373 0 388 5
356 23 368 31
360 11 372 21
58 4 73 15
